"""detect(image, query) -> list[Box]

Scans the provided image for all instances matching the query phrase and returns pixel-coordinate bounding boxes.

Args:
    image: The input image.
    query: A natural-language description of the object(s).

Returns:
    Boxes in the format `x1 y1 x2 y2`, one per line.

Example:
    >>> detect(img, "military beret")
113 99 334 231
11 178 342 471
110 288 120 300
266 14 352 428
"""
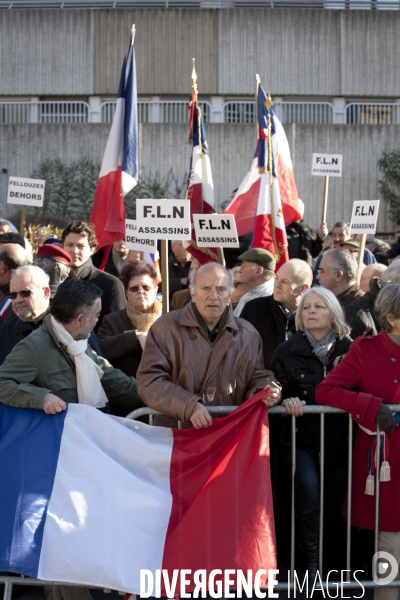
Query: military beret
36 243 72 266
238 248 276 271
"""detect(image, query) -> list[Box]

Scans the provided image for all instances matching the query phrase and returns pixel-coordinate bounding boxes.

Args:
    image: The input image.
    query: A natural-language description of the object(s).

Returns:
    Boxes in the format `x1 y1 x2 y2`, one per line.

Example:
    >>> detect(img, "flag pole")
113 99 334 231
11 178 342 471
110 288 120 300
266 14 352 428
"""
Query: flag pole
266 92 279 264
126 24 135 58
322 175 329 224
161 239 169 314
356 234 366 287
255 74 260 143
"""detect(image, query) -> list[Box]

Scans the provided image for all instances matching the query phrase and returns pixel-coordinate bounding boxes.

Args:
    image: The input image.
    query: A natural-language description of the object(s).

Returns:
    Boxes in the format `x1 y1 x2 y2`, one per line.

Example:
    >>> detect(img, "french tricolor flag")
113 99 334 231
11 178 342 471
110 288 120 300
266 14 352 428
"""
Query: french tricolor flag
90 26 138 255
223 83 304 271
0 393 276 595
185 73 218 265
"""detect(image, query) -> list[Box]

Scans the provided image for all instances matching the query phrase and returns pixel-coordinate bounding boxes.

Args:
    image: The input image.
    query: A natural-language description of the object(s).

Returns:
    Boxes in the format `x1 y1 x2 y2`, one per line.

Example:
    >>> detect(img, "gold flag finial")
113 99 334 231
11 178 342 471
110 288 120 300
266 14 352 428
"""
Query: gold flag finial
265 92 273 110
191 58 197 93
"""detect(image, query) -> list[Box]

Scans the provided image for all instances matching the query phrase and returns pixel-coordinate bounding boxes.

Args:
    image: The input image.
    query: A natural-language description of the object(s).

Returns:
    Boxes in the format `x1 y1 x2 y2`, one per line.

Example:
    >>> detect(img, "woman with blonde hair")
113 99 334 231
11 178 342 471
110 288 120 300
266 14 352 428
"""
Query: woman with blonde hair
272 286 352 577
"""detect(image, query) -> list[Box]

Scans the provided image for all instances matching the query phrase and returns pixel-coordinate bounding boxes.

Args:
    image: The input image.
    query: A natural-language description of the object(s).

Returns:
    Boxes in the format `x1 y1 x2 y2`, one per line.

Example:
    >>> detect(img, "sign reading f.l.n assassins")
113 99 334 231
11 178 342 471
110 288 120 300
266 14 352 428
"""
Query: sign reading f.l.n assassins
136 199 191 240
350 200 380 234
311 154 342 177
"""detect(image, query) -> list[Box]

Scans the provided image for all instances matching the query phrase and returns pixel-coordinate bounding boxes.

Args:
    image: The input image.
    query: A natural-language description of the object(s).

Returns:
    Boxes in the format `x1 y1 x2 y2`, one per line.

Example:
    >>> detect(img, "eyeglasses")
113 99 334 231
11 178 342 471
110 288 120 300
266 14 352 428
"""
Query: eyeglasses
128 285 153 293
8 289 37 300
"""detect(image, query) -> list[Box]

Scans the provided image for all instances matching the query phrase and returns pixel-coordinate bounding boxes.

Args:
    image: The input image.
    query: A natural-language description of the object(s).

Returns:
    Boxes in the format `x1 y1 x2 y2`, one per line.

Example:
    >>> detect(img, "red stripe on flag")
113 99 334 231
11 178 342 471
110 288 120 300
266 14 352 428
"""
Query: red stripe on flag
252 214 289 271
161 391 277 594
223 178 261 237
90 168 126 249
186 182 217 264
276 154 302 226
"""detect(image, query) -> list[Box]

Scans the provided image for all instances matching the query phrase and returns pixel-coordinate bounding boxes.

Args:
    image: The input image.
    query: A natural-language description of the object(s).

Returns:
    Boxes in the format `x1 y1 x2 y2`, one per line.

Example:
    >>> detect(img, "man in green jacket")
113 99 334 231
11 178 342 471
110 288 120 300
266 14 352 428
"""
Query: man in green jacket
0 278 142 415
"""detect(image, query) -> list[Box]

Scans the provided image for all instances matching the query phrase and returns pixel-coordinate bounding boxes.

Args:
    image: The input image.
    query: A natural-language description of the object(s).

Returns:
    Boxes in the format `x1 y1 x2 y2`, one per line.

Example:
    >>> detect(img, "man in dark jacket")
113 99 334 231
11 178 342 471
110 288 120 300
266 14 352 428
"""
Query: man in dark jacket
104 239 129 278
0 265 101 365
240 258 313 369
240 259 312 501
61 221 126 330
168 240 191 302
286 220 328 267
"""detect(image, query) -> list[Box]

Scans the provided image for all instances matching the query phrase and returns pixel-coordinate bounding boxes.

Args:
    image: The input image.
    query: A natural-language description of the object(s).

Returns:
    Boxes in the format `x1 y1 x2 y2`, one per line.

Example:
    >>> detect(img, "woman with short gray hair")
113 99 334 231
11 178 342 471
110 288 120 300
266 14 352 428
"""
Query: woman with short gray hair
317 283 400 600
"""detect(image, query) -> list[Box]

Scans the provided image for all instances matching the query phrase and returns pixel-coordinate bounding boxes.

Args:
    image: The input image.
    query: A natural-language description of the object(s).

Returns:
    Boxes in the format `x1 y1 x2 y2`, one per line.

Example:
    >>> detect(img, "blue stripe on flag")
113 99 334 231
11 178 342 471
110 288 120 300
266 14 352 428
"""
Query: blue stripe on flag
0 405 67 576
121 39 138 182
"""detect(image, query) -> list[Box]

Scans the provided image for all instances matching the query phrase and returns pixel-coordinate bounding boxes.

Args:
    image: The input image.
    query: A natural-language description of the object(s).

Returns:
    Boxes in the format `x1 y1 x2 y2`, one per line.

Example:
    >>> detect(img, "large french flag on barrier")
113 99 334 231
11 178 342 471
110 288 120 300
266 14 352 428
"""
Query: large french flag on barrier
0 392 276 595
90 26 138 254
185 86 218 265
223 84 303 271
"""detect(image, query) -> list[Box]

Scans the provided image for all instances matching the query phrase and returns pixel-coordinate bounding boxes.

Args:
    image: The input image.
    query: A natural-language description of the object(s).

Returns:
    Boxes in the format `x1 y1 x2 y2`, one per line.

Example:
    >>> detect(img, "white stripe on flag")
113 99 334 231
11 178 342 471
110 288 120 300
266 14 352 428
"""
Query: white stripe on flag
38 405 173 593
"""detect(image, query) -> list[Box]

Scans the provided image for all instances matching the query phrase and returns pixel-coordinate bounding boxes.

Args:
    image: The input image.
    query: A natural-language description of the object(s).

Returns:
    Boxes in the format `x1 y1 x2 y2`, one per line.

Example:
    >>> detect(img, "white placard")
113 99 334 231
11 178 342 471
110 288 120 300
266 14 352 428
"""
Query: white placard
311 154 342 177
7 176 45 207
135 199 191 240
193 214 239 248
350 200 380 234
125 220 158 252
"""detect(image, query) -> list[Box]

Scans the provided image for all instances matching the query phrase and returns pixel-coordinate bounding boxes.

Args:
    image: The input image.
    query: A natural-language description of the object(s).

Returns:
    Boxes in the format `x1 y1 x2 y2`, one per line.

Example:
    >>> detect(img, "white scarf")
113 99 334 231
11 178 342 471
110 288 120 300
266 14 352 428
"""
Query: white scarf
233 278 274 317
50 315 108 409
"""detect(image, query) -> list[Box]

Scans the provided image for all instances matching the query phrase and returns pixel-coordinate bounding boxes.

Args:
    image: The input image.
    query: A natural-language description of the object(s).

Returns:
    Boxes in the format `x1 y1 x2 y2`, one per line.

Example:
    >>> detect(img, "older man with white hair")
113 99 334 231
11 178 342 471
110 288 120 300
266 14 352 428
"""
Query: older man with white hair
137 262 281 429
0 265 51 364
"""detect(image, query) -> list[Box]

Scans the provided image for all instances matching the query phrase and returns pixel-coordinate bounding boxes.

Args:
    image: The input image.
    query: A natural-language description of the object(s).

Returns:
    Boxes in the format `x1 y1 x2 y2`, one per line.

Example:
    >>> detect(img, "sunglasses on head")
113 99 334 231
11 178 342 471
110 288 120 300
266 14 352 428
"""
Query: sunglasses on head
128 285 153 293
8 289 35 300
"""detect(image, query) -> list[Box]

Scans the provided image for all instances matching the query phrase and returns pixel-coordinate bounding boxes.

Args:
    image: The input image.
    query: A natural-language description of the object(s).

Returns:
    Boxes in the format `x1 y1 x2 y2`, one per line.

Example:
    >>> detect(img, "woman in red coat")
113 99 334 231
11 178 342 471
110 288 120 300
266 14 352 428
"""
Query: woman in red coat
316 283 400 600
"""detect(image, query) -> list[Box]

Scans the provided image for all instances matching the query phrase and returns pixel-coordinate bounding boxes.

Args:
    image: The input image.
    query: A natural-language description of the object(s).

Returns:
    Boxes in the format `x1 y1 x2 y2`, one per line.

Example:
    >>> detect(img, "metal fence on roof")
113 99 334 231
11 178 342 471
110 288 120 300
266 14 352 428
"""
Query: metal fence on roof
2 99 400 124
0 0 399 8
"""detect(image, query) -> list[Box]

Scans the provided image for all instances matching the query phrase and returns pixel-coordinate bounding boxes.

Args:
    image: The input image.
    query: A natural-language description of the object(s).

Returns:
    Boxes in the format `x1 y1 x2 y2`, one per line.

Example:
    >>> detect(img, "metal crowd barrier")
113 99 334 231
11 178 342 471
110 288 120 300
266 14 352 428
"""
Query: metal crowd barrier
2 404 400 598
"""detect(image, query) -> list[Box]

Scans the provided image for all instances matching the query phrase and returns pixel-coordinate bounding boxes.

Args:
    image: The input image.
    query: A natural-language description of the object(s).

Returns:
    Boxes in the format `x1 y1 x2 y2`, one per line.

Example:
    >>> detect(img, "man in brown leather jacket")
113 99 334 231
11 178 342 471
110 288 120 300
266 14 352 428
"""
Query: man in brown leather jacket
136 262 281 429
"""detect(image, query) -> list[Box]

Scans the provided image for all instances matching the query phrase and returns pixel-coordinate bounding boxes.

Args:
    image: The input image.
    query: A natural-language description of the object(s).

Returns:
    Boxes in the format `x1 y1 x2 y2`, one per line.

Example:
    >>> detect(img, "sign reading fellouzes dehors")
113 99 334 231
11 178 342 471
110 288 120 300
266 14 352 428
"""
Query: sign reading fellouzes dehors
350 200 380 234
125 220 158 252
311 154 342 177
7 176 45 207
136 199 191 240
193 214 239 248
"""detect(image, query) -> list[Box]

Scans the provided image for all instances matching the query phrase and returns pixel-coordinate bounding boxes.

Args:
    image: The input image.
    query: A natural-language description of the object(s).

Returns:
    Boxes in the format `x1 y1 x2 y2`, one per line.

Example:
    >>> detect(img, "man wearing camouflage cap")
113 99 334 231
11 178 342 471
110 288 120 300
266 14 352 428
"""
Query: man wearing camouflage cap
233 248 276 317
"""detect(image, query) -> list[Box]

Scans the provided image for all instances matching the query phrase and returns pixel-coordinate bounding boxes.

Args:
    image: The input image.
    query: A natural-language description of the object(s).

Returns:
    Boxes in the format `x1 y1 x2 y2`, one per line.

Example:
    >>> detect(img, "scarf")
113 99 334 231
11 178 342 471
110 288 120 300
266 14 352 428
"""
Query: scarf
125 299 162 332
304 329 337 365
50 315 108 408
233 278 274 317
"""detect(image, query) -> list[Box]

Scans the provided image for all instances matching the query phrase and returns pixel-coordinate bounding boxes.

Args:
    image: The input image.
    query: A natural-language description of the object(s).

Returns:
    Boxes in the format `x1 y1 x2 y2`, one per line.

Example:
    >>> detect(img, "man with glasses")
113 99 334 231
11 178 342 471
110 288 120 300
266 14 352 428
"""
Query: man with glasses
239 259 313 497
316 247 364 307
313 221 376 285
0 265 51 365
233 248 276 317
241 259 313 370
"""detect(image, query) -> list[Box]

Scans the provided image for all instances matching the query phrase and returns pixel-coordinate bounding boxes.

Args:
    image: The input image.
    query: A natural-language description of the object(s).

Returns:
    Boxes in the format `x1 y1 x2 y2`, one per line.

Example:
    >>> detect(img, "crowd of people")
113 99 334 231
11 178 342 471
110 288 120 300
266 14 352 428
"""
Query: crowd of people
1 214 400 599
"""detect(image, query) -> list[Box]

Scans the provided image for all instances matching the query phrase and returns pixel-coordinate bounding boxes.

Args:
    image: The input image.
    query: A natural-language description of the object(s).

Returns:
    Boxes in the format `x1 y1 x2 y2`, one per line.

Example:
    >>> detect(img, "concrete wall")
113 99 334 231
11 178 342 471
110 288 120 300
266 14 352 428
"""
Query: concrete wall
0 8 399 97
1 122 399 233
